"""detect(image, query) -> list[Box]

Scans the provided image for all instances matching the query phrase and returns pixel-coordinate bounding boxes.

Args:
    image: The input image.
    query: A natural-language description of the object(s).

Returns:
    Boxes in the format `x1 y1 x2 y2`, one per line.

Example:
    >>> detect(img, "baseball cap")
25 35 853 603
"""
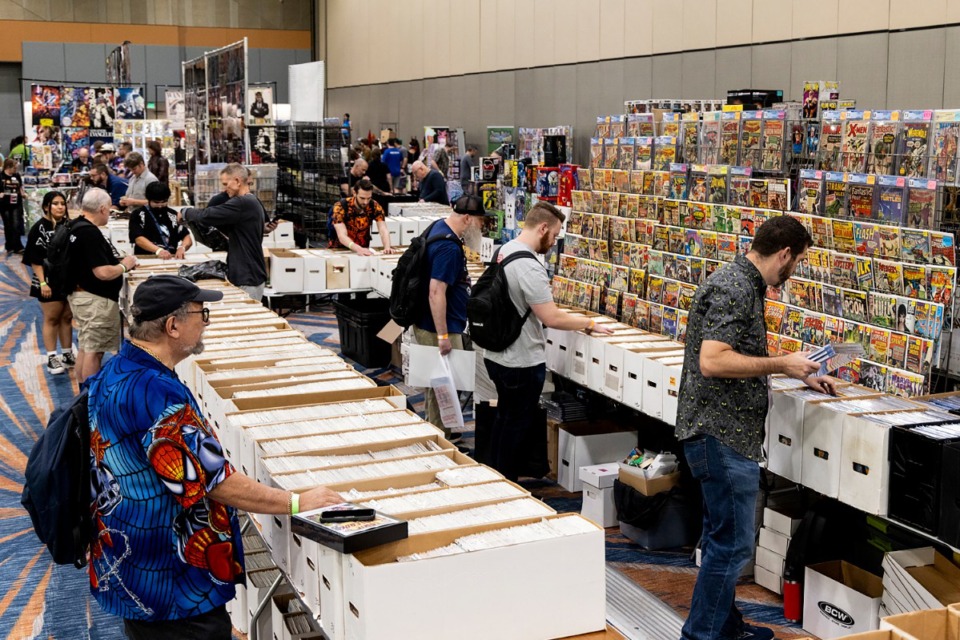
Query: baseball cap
452 194 488 217
132 275 223 322
100 143 115 152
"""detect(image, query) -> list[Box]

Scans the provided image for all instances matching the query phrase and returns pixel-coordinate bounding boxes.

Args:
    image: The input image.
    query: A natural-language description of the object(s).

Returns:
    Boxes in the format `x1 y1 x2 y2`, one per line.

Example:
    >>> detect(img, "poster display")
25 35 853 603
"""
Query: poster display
115 87 145 119
165 90 185 127
486 126 514 154
247 87 273 125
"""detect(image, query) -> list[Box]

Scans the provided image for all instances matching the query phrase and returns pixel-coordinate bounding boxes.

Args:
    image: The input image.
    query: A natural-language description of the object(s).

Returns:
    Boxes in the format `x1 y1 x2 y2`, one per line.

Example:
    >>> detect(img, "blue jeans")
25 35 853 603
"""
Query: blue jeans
681 435 759 640
484 359 546 482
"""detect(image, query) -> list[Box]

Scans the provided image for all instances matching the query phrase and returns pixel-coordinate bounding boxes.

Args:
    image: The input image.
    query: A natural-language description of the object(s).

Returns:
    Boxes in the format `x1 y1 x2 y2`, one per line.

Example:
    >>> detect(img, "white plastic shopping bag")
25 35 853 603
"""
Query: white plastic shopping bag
430 353 464 432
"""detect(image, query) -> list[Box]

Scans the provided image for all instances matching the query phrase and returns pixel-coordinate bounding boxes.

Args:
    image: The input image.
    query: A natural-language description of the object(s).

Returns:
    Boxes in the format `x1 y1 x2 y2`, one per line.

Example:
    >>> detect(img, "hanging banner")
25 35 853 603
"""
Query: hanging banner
247 87 273 126
165 90 185 127
486 126 514 154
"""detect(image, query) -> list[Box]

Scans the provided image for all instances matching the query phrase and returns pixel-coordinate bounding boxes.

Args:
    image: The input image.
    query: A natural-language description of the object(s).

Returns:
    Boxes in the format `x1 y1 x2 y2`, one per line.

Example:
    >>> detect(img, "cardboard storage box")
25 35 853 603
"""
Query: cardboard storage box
341 514 606 640
758 527 790 557
269 249 305 293
803 561 883 639
325 253 350 289
763 506 803 537
579 463 620 528
558 423 637 492
881 606 960 639
617 465 680 496
839 414 892 516
881 548 960 613
641 351 686 421
754 564 782 595
347 255 374 289
301 250 327 291
756 545 785 576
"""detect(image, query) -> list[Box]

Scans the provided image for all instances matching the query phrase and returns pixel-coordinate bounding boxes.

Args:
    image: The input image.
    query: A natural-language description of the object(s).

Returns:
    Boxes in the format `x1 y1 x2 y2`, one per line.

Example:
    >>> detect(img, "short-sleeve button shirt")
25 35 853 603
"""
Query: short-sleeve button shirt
675 254 770 460
329 197 386 249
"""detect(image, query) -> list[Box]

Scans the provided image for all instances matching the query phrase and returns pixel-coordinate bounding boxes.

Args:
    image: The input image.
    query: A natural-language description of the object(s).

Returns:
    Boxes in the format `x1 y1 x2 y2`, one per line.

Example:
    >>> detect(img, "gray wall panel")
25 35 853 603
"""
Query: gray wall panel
751 43 791 94
942 27 960 108
397 81 423 143
652 54 682 98
246 49 262 84
23 42 66 82
789 39 838 102
553 65 578 130
0 64 23 146
888 29 946 110
837 33 889 110
681 50 716 99
260 49 298 103
514 69 537 128
623 57 653 102
493 71 516 126
598 59 625 117
458 75 483 147
715 47 751 98
295 49 312 65
63 44 108 85
127 44 148 85
575 62 601 166
146 46 185 98
531 66 557 127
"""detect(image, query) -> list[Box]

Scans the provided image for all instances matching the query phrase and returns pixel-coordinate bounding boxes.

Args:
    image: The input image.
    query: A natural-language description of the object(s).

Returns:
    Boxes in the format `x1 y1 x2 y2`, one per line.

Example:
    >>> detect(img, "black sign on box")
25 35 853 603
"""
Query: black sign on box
291 503 408 554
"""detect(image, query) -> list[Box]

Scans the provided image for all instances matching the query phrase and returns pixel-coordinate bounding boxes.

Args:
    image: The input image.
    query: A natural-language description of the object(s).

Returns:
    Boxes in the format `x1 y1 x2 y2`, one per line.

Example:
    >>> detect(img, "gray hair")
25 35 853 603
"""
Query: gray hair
128 302 191 341
81 188 111 214
220 163 249 180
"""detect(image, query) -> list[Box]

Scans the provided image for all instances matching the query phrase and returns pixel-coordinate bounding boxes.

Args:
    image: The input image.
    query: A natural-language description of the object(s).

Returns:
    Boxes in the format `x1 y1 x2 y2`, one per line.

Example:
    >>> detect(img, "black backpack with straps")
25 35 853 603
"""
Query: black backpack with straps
467 248 539 352
43 217 82 298
389 220 462 327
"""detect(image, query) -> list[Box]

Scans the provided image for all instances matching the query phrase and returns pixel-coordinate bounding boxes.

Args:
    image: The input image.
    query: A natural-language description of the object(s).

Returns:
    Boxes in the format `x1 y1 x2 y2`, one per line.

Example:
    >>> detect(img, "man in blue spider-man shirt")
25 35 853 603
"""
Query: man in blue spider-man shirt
86 275 342 639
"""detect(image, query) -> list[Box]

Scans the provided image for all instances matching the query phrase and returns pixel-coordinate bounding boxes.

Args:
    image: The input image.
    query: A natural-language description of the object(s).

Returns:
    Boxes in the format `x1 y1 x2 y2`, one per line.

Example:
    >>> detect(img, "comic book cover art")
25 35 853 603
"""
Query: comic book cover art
681 116 700 164
805 247 831 282
803 81 820 119
115 87 145 119
765 301 786 333
634 299 651 330
836 358 861 384
779 336 804 354
648 303 664 334
761 112 785 172
898 113 931 178
611 241 626 265
635 137 653 170
831 219 856 254
621 293 638 326
876 226 901 261
619 194 641 219
782 306 805 340
888 332 908 368
669 163 689 200
842 321 866 349
801 312 826 345
604 290 622 318
727 167 752 206
847 178 876 221
824 315 846 344
629 268 647 297
662 307 679 339
60 86 91 128
676 309 690 343
62 127 89 159
853 222 881 258
823 172 848 218
610 265 631 292
595 117 610 138
911 300 944 339
905 335 932 373
661 113 681 137
859 360 888 392
867 114 899 175
874 259 904 295
768 180 789 211
817 117 843 171
688 165 709 202
822 284 843 317
31 84 60 126
876 175 906 226
886 368 925 398
707 165 728 204
839 114 870 172
855 256 874 290
739 235 753 256
684 202 710 229
928 111 960 183
628 170 645 194
787 278 822 312
930 231 956 266
590 138 604 168
806 121 822 157
675 283 697 312
841 288 868 322
627 113 655 137
653 225 669 252
720 113 741 165
641 170 656 196
739 209 757 238
651 170 671 198
869 292 897 329
647 275 665 304
926 265 955 312
739 112 763 168
700 230 718 260
704 259 722 279
717 234 738 262
579 168 593 191
618 138 636 172
903 264 928 300
811 216 833 249
653 137 678 171
661 279 681 308
906 179 937 229
612 169 630 193
700 112 722 164
798 169 823 215
901 228 932 264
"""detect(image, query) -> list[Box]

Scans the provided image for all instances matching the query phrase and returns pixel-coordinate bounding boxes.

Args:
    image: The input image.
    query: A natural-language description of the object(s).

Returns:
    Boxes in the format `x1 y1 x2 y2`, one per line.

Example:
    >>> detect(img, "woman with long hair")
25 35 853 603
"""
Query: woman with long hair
23 190 74 374
146 139 170 184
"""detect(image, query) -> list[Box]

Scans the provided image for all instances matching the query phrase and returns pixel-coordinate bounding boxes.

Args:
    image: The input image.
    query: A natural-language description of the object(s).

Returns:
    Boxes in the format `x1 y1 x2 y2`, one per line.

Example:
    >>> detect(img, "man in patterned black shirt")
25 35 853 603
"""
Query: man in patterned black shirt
676 216 835 640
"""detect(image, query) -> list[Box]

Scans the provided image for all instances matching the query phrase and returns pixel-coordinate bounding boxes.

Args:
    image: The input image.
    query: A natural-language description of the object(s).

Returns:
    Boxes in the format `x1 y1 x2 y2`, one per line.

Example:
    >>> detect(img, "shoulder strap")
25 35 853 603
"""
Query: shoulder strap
492 249 540 323
422 220 463 250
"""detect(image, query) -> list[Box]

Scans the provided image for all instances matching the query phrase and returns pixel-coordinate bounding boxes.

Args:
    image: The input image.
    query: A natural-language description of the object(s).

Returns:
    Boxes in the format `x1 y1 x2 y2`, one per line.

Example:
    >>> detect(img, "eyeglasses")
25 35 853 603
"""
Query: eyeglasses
184 308 210 323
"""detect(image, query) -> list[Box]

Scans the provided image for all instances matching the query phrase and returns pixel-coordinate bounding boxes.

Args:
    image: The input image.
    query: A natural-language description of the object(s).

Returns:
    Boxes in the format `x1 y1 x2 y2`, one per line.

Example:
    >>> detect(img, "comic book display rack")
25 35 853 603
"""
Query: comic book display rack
276 123 343 243
551 161 957 397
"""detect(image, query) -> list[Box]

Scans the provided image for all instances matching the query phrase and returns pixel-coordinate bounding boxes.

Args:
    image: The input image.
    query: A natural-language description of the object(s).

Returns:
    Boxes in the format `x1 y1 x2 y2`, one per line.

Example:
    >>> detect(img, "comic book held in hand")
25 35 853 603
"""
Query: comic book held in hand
291 503 408 553
807 341 866 377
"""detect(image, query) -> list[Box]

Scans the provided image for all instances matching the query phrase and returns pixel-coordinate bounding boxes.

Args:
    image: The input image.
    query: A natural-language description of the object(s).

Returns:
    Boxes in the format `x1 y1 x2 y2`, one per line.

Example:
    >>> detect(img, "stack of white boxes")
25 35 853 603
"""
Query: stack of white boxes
753 505 802 595
579 463 620 528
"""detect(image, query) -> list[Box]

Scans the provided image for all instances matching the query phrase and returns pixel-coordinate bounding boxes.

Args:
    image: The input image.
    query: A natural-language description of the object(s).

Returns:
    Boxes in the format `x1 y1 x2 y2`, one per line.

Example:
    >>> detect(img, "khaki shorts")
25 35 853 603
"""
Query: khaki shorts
68 291 121 353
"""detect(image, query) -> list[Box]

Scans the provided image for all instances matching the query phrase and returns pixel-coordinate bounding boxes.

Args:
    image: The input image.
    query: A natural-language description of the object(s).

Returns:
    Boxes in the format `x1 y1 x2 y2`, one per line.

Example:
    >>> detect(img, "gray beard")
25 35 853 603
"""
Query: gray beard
463 225 483 252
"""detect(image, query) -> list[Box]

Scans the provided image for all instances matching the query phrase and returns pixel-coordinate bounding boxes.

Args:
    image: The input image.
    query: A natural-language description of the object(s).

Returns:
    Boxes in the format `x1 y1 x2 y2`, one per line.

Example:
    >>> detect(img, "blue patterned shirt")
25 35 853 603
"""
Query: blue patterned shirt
87 342 244 621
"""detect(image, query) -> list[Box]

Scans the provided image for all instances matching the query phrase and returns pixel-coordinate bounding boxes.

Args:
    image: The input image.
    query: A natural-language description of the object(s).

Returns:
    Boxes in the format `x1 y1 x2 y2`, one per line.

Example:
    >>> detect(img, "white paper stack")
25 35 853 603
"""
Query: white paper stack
262 441 443 475
361 482 527 515
407 498 555 534
259 423 438 457
231 377 375 399
273 454 461 490
229 399 399 427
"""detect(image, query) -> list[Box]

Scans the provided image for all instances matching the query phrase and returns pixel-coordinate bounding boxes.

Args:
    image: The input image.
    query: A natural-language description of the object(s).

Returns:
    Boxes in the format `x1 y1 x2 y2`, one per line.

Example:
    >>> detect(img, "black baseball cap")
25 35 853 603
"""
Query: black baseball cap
452 194 488 217
133 275 223 322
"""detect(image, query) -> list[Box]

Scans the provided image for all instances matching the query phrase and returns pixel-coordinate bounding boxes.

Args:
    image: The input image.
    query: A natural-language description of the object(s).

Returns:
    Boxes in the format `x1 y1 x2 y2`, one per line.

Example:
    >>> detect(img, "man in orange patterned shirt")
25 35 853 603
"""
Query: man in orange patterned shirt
329 177 397 256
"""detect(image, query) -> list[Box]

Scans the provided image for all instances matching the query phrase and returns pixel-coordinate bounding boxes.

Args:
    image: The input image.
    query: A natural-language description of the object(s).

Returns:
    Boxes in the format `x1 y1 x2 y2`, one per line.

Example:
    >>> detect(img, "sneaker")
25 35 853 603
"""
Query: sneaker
60 352 76 368
738 623 775 640
47 354 65 375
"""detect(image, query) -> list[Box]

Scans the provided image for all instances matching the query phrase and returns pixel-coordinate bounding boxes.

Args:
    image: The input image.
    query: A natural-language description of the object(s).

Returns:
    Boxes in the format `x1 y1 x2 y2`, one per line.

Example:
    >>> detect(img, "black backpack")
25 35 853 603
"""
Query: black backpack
389 220 461 327
466 249 539 351
21 389 94 567
43 217 82 298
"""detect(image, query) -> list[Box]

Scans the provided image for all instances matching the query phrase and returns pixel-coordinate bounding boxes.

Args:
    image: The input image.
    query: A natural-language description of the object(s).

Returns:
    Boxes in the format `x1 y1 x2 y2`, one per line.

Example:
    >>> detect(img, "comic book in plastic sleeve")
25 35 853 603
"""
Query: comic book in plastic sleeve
700 111 721 164
811 216 833 249
905 179 937 230
595 116 610 139
928 109 960 183
929 230 956 266
603 290 620 319
621 293 638 326
613 169 630 193
661 279 680 308
684 202 710 229
831 252 857 289
869 291 897 329
668 163 689 200
610 266 630 292
801 312 827 345
601 139 617 169
905 335 932 373
761 110 786 172
822 284 843 318
943 185 960 226
886 368 925 398
610 115 626 139
867 111 900 175
836 357 861 384
717 234 738 262
681 112 700 164
867 327 891 364
687 164 708 202
897 110 932 178
804 247 831 282
926 265 956 314
661 307 679 339
823 171 847 219
855 255 875 290
887 331 908 368
778 305 802 340
634 299 651 331
627 113 655 138
817 111 843 171
802 81 820 119
659 200 679 227
841 288 869 323
676 309 690 343
876 175 906 226
619 193 641 219
720 111 741 165
874 259 905 295
641 170 656 196
858 360 889 392
629 268 647 297
728 166 752 206
798 169 824 215
578 168 592 191
831 219 856 254
648 303 664 334
839 111 870 172
590 138 604 168
701 230 718 260
635 136 653 171
660 113 681 138
765 300 786 333
629 170 645 194
738 111 763 169
846 173 876 220
668 226 686 254
653 137 677 171
705 164 728 204
617 138 636 173
878 226 901 261
912 299 944 339
768 179 789 211
901 228 931 264
903 264 928 299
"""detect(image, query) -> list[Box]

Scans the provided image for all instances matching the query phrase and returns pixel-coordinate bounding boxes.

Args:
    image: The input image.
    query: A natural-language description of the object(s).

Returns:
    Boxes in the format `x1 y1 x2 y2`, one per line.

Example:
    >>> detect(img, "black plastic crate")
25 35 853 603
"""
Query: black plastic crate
333 297 392 368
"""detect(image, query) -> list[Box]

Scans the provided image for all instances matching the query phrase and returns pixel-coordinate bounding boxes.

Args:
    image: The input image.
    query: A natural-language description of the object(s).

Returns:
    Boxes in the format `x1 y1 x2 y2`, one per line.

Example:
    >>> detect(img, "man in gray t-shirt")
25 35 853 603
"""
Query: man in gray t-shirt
482 202 611 481
119 151 158 210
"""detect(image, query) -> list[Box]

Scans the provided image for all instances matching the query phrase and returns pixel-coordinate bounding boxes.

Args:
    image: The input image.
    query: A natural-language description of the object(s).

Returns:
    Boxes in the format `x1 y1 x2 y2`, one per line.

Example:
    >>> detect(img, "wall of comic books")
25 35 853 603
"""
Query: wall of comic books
27 84 149 172
551 164 956 398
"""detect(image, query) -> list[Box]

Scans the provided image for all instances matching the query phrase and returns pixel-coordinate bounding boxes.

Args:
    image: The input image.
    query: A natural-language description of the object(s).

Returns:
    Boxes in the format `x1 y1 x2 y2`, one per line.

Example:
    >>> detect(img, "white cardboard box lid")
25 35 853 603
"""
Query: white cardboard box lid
578 463 621 489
